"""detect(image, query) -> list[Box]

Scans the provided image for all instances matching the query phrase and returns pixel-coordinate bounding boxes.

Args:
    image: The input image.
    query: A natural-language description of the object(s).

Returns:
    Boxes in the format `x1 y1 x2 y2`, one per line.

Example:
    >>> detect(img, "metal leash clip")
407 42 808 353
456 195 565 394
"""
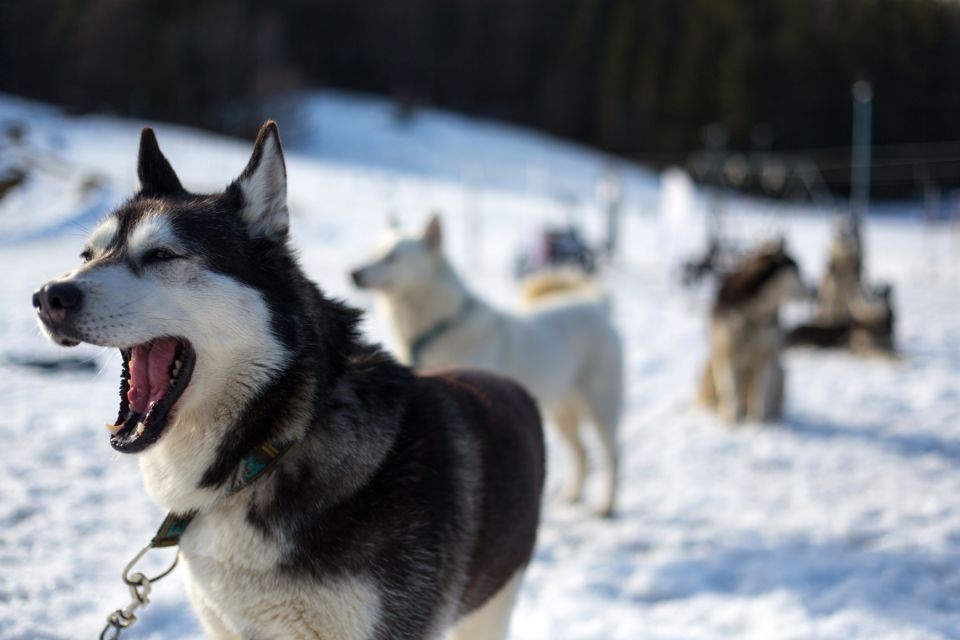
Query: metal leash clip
99 544 179 640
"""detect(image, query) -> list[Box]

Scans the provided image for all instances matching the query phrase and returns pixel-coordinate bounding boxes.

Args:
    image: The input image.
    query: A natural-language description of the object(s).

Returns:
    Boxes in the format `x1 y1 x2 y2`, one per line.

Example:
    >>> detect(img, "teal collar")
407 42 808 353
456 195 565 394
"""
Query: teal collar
151 439 296 548
409 297 475 368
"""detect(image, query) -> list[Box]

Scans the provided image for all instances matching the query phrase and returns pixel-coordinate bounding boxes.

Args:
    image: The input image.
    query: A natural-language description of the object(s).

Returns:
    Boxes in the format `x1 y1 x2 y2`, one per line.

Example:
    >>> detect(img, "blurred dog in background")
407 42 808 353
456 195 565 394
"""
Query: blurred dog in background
786 218 896 355
814 217 865 326
352 216 623 517
698 240 811 424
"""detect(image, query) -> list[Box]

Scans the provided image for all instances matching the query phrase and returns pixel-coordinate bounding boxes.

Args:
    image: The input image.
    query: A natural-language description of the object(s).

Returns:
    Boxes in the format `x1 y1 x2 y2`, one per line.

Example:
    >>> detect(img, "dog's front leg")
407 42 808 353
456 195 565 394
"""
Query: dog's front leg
711 356 741 425
745 364 765 423
761 359 785 422
746 358 783 423
696 358 718 409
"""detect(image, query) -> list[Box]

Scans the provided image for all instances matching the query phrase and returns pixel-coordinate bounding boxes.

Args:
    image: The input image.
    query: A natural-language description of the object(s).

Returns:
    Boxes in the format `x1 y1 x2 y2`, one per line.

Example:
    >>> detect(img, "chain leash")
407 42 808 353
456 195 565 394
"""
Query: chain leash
95 438 295 638
99 543 180 639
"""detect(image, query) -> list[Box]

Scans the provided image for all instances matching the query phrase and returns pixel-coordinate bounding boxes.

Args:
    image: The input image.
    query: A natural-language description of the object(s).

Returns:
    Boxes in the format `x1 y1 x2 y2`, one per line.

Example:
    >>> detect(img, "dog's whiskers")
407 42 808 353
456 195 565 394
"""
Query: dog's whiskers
116 292 153 311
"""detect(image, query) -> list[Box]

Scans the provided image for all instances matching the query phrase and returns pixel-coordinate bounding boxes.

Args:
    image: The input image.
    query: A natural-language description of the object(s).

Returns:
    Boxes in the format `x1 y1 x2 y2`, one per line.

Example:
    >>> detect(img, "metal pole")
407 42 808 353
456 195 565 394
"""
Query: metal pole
850 80 873 222
598 169 622 261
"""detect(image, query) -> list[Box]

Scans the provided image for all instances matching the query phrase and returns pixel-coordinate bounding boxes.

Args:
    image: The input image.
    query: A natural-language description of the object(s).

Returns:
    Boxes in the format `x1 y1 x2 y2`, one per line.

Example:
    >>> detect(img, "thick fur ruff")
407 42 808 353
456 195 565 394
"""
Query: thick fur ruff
34 124 545 639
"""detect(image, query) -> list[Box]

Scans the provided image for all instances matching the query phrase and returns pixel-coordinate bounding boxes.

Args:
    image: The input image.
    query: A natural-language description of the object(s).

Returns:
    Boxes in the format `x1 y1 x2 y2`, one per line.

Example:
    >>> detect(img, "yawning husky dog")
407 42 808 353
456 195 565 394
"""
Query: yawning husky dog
33 123 545 639
350 218 622 517
698 240 810 425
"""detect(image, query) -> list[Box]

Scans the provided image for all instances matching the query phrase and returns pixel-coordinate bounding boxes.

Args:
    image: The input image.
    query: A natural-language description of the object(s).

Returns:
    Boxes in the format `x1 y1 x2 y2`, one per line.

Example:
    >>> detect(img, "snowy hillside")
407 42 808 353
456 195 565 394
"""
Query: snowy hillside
1 93 959 639
271 91 658 201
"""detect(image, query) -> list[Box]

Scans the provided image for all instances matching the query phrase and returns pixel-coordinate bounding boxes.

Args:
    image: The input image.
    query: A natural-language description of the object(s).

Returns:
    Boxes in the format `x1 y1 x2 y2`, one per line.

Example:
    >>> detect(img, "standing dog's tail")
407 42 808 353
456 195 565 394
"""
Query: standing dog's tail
519 269 608 309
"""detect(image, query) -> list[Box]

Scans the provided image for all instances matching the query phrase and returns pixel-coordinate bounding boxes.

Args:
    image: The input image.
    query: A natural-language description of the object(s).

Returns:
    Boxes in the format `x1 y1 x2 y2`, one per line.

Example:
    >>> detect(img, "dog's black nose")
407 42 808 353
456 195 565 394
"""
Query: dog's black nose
35 282 83 316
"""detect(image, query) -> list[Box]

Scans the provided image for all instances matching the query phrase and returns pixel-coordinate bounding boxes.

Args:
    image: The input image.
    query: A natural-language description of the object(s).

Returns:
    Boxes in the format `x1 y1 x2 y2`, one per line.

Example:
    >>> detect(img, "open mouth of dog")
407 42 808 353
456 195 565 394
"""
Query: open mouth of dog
109 337 196 454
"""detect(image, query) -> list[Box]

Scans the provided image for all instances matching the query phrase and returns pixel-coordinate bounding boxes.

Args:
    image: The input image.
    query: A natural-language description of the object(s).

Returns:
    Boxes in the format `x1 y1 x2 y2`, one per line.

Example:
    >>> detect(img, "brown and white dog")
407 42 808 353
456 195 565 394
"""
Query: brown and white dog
787 218 896 355
698 241 811 424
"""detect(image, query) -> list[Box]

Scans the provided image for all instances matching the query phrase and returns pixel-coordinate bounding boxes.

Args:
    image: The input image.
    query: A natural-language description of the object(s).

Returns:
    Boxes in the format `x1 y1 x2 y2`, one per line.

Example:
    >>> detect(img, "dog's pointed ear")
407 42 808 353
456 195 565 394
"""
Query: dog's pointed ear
234 121 288 240
423 213 442 250
137 128 185 197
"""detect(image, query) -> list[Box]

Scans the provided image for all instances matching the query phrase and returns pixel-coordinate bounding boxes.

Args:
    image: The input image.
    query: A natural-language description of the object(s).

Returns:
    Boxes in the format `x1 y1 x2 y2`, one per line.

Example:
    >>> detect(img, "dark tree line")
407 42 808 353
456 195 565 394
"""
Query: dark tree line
2 0 958 193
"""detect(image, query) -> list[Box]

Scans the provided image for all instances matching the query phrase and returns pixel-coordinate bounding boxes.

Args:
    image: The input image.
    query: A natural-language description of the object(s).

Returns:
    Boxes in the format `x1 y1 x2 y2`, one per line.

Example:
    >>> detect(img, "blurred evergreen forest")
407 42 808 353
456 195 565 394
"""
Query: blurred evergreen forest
2 0 958 195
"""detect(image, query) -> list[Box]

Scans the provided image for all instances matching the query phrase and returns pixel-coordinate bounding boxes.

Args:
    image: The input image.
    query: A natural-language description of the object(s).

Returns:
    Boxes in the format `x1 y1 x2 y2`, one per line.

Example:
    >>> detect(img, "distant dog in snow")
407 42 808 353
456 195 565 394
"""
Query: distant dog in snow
787 218 896 355
815 217 866 326
351 217 623 517
33 123 545 639
698 240 811 424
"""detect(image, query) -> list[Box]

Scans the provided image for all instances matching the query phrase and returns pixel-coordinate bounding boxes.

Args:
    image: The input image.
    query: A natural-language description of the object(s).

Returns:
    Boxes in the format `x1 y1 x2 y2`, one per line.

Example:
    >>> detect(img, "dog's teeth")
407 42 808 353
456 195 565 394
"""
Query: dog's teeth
135 421 146 436
169 377 175 385
105 423 121 435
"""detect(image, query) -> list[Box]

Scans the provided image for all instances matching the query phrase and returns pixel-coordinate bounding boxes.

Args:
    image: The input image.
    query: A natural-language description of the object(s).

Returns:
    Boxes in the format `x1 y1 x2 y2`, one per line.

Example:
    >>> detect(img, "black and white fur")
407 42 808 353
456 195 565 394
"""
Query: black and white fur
33 123 545 639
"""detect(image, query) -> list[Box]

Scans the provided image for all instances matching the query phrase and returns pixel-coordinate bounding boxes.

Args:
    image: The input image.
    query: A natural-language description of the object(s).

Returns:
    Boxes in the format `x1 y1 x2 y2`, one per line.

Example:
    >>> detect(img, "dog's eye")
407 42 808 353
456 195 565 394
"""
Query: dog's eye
79 250 93 263
142 248 180 264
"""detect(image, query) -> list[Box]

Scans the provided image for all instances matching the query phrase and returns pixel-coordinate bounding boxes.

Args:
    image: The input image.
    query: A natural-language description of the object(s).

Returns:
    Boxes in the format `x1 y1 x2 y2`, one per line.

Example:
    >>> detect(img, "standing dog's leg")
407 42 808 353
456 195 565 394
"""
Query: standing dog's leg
697 357 719 409
747 361 767 422
447 570 523 640
581 377 622 518
744 363 764 423
589 414 619 519
712 355 741 425
764 359 785 422
552 402 586 505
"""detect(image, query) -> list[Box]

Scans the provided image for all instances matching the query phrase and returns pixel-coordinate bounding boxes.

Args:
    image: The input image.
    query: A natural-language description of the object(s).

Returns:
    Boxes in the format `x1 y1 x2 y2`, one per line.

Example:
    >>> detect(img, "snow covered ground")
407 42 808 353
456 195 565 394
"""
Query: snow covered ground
1 92 959 639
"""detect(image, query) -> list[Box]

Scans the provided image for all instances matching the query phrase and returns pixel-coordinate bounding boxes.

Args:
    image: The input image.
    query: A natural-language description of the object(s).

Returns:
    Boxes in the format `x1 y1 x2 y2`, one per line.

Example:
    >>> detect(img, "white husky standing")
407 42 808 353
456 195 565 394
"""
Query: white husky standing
352 216 623 517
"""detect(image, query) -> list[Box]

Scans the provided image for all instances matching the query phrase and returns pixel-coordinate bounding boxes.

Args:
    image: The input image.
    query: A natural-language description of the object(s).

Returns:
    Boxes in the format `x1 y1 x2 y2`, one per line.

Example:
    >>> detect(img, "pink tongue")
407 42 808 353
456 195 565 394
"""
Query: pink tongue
127 339 178 415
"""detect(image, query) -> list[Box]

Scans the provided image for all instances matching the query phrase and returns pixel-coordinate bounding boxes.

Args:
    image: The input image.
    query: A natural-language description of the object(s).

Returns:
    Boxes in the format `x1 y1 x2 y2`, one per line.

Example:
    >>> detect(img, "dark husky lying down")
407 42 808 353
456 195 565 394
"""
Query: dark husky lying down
33 122 545 639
